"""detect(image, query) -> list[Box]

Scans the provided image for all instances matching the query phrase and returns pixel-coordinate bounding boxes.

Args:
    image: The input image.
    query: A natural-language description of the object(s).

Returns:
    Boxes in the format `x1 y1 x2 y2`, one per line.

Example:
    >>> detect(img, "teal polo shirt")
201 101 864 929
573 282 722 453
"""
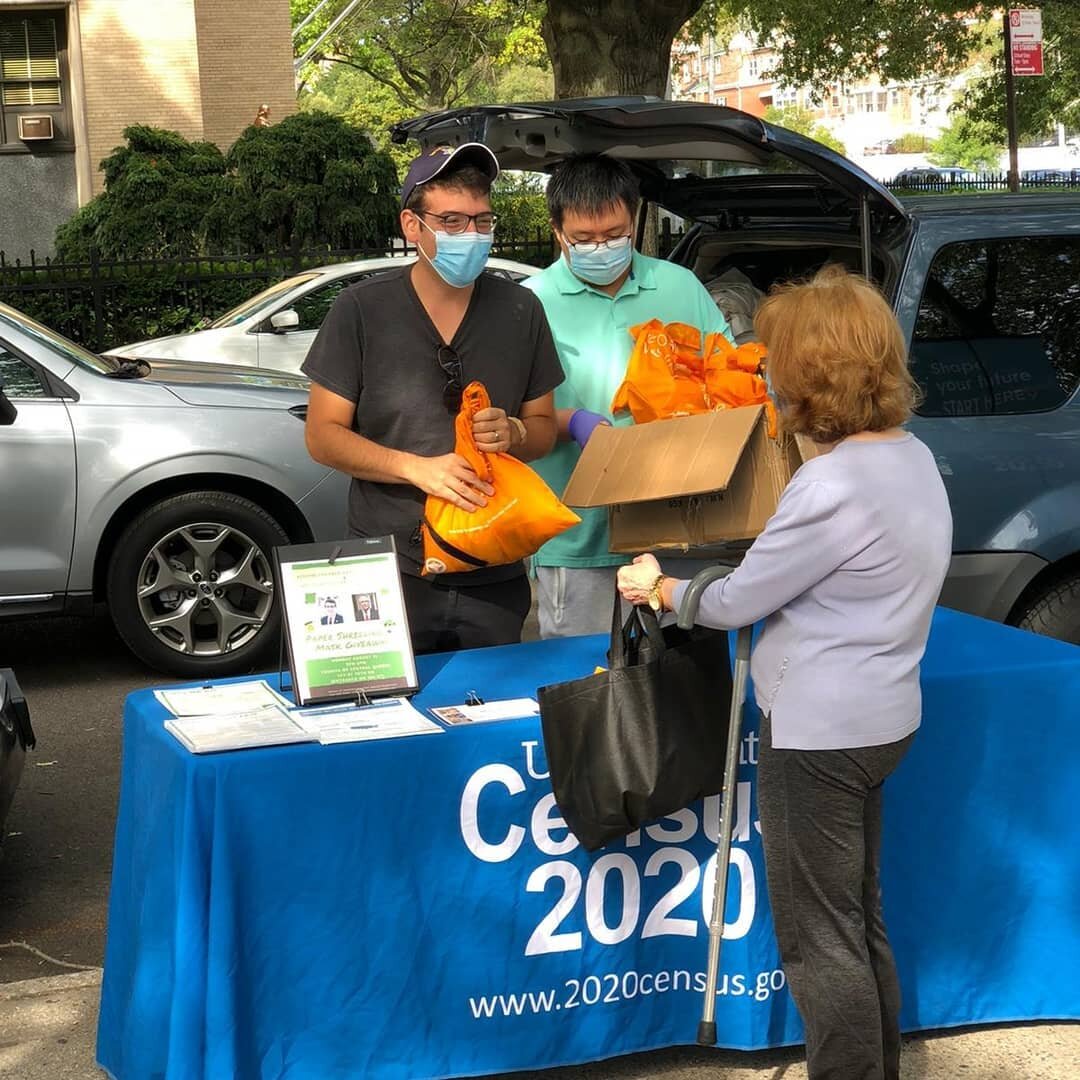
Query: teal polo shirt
524 251 733 568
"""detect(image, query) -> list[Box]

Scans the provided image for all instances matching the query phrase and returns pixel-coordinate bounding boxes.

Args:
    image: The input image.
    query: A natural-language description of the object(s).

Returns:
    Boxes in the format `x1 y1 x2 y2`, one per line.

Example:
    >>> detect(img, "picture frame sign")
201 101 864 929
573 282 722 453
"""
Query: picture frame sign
275 537 419 706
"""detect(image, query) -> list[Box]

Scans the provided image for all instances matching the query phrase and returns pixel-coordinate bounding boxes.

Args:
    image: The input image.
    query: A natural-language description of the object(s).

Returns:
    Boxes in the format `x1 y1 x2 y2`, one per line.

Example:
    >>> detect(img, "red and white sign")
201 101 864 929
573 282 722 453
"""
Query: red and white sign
1010 8 1045 77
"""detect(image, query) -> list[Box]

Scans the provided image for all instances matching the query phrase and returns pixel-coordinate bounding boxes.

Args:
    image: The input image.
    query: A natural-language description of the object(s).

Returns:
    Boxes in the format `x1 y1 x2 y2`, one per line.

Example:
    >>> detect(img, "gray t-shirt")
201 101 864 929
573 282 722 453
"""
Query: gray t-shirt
301 266 564 583
671 434 953 750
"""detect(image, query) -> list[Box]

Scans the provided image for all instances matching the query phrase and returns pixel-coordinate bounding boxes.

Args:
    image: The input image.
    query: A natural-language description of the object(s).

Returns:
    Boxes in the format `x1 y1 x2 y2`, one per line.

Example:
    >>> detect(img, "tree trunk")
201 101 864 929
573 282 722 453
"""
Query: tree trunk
542 0 704 99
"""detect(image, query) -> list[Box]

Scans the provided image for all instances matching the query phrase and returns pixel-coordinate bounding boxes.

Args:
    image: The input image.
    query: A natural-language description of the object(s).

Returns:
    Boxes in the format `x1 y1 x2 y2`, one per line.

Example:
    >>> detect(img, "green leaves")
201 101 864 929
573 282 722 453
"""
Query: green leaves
963 2 1080 143
294 0 547 112
763 105 846 155
55 113 400 260
726 1 978 88
928 115 1003 171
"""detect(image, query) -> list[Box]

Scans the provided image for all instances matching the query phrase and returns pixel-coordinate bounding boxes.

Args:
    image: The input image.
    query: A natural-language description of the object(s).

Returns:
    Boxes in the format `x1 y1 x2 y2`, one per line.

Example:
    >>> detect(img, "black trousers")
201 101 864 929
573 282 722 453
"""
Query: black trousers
757 713 915 1080
402 573 531 655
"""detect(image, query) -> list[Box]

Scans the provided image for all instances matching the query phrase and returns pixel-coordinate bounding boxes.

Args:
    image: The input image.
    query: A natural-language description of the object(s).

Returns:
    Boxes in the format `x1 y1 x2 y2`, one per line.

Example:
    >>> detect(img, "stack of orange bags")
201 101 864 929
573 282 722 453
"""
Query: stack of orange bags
611 319 776 437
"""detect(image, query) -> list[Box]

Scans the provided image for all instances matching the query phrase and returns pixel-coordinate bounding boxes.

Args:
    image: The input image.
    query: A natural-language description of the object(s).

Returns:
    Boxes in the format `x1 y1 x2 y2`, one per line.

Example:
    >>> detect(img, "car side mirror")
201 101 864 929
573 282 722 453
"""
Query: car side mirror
269 309 300 334
0 386 17 426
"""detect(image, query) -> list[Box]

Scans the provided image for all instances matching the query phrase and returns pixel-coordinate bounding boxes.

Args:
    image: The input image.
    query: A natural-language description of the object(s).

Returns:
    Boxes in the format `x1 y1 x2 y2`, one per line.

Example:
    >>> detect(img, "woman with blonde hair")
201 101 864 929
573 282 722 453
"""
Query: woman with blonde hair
618 265 952 1080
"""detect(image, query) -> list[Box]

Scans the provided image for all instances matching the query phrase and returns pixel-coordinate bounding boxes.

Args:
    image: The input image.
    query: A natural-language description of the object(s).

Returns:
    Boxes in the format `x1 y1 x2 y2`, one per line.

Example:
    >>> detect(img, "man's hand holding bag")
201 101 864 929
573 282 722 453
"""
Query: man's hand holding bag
421 381 580 575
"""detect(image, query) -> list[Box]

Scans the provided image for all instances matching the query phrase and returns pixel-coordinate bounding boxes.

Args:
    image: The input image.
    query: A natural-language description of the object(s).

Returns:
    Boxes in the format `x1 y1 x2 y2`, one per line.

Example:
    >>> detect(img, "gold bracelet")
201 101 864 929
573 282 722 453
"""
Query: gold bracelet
647 574 667 612
508 416 527 447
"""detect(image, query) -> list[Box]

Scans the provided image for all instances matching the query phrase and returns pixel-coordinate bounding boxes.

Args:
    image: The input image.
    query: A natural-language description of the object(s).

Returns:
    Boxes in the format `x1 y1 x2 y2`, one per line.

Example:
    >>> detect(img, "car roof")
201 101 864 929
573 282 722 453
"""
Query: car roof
901 193 1080 216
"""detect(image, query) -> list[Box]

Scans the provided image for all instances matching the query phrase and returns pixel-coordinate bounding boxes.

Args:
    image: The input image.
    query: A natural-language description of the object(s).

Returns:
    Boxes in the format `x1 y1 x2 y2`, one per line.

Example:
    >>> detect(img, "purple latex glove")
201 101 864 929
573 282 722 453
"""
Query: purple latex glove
568 409 610 449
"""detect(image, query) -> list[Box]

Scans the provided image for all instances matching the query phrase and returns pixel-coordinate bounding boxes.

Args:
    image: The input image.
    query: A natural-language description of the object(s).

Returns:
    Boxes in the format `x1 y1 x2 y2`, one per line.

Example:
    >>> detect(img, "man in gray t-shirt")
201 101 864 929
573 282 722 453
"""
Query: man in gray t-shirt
302 143 564 654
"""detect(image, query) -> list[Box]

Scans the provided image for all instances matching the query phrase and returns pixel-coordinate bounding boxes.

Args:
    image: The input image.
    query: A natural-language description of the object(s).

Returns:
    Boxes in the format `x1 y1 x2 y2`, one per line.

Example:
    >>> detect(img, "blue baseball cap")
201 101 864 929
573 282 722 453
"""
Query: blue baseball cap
400 143 500 208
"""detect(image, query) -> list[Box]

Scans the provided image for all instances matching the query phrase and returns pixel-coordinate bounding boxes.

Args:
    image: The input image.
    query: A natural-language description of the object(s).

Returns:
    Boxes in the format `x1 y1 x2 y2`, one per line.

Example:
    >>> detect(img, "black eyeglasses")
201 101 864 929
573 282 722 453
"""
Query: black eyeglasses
437 345 463 414
419 211 498 235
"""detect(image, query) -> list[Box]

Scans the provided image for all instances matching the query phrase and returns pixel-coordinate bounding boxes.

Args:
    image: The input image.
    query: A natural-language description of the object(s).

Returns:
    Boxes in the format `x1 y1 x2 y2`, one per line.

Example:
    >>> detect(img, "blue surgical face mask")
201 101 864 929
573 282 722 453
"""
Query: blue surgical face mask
418 219 492 288
563 234 633 286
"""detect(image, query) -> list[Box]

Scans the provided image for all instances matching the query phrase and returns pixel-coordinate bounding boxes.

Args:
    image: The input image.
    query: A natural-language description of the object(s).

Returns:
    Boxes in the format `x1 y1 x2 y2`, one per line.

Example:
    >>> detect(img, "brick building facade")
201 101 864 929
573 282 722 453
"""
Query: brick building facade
0 0 296 257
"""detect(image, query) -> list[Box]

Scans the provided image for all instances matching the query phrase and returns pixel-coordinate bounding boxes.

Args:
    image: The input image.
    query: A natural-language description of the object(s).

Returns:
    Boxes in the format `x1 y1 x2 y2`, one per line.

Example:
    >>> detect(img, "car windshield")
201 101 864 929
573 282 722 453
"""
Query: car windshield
0 302 117 374
210 272 323 328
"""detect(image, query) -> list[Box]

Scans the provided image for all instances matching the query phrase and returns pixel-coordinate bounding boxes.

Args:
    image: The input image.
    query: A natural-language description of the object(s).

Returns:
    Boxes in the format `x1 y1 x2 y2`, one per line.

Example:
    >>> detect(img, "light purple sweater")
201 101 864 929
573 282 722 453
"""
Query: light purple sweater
671 434 953 750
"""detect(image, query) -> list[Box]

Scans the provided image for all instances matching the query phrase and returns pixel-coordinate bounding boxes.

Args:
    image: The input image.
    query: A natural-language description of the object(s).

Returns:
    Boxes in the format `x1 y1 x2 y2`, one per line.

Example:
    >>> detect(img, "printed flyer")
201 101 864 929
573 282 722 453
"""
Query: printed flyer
276 538 419 706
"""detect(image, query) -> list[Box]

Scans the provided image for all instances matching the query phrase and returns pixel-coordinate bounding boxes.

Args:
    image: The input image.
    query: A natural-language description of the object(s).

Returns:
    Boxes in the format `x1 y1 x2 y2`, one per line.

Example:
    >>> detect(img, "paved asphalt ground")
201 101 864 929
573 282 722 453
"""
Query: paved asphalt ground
0 611 1078 1077
0 613 159 986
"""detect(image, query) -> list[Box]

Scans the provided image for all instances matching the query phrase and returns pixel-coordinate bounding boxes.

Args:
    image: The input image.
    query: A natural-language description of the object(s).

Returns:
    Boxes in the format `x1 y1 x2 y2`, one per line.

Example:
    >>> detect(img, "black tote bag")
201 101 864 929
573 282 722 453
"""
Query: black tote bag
538 595 734 851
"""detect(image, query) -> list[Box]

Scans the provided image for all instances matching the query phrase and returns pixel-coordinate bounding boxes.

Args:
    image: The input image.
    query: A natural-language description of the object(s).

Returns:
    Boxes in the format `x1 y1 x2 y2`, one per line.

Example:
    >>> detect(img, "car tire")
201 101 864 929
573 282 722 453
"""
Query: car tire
106 491 290 678
1015 573 1080 645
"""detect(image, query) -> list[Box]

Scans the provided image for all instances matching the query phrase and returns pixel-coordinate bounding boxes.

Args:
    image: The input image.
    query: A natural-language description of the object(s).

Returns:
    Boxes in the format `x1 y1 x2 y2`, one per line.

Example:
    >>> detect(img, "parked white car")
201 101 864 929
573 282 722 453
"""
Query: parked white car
107 257 542 374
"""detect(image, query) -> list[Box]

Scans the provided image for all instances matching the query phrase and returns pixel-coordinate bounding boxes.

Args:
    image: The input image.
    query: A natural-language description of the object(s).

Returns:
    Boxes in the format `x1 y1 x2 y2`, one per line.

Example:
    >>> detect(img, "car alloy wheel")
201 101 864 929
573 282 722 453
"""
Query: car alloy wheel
136 521 275 658
107 491 292 677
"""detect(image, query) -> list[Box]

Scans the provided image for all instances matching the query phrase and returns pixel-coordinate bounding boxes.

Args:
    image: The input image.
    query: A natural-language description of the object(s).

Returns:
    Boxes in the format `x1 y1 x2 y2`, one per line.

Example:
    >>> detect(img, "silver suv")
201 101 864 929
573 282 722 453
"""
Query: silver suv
0 301 348 678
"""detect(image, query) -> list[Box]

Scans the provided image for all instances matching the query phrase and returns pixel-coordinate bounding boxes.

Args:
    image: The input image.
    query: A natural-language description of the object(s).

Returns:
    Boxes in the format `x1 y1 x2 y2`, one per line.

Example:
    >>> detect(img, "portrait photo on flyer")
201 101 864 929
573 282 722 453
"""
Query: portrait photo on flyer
274 537 419 707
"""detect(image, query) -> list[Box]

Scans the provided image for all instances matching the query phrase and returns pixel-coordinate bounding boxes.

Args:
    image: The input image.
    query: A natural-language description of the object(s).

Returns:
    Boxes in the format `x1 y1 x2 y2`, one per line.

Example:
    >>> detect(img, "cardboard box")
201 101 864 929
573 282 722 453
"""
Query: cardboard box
561 405 817 553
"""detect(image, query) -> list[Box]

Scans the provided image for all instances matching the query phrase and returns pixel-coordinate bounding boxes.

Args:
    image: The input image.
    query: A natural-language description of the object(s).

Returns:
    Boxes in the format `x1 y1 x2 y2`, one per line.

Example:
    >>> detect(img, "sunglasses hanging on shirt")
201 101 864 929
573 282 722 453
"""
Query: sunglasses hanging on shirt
436 345 464 414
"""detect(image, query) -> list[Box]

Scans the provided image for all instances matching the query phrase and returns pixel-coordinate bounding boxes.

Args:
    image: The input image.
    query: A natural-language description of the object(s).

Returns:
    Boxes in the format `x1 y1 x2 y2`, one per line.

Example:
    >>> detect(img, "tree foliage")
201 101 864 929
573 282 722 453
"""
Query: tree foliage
490 171 550 238
717 2 1079 146
291 0 546 110
763 105 845 155
963 2 1080 142
293 0 718 103
722 1 977 89
298 57 551 174
890 132 934 154
928 115 1002 172
56 114 400 260
56 126 229 260
211 111 399 251
680 0 739 53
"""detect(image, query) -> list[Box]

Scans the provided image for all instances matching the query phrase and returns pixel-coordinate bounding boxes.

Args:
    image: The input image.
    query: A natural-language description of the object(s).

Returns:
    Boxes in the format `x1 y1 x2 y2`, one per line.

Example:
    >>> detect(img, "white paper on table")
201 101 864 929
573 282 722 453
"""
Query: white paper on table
429 698 540 726
164 705 317 754
155 679 292 717
292 697 443 744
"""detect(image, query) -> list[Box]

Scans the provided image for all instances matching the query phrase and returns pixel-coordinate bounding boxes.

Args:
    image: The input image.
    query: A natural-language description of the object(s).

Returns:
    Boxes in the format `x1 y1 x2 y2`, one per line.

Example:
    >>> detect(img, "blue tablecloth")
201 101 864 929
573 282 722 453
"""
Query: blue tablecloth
98 608 1080 1080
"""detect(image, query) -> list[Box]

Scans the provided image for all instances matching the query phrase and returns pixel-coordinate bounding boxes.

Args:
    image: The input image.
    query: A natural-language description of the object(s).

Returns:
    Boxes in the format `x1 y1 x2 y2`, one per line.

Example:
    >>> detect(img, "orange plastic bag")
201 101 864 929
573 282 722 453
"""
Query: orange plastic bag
612 320 776 437
702 332 774 429
611 320 709 423
421 382 581 576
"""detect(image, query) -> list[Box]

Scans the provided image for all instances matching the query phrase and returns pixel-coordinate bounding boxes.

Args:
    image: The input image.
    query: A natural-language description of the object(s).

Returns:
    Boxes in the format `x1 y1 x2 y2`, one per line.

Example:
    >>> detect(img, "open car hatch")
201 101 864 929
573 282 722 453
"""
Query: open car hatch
392 98 908 232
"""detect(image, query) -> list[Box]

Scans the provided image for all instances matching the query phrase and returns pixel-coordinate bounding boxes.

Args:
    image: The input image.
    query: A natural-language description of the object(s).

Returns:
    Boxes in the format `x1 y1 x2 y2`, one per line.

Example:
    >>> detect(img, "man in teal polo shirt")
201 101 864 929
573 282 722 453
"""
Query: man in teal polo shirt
524 154 733 637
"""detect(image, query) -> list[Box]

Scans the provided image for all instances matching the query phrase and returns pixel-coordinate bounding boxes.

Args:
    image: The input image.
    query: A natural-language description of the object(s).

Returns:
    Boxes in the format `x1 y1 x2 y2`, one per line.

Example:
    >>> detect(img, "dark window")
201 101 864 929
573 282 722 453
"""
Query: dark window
0 10 70 148
0 346 46 398
291 279 356 332
286 273 394 332
910 237 1080 417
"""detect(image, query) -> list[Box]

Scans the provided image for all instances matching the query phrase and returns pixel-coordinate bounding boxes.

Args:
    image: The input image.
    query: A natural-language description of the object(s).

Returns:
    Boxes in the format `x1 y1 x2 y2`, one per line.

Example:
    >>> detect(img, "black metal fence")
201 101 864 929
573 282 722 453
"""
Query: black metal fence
5 175 1075 350
886 172 1080 194
0 231 560 352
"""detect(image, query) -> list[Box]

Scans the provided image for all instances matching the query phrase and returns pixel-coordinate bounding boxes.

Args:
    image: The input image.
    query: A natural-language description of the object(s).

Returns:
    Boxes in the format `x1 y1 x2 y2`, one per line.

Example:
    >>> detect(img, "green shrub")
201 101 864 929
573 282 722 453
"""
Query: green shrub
54 114 400 262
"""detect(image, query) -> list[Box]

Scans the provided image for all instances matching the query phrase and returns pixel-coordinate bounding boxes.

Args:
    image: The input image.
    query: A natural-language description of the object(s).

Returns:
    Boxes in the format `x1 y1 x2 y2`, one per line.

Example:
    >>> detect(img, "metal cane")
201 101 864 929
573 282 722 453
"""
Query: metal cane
677 565 753 1047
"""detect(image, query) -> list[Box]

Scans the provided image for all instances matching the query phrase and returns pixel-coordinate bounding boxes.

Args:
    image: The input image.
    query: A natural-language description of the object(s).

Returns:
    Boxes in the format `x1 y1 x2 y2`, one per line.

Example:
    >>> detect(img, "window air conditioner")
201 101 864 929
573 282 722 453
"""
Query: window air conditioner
17 115 54 140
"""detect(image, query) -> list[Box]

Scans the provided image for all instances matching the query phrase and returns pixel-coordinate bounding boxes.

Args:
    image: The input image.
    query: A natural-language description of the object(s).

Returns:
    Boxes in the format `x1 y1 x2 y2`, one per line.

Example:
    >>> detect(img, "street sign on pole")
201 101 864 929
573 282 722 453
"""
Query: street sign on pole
1010 9 1045 77
1003 12 1021 192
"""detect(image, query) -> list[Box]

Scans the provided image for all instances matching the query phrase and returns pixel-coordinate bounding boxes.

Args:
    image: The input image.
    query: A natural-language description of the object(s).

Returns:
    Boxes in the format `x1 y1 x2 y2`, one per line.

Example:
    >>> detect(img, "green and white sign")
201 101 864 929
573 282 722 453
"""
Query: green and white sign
275 538 418 706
